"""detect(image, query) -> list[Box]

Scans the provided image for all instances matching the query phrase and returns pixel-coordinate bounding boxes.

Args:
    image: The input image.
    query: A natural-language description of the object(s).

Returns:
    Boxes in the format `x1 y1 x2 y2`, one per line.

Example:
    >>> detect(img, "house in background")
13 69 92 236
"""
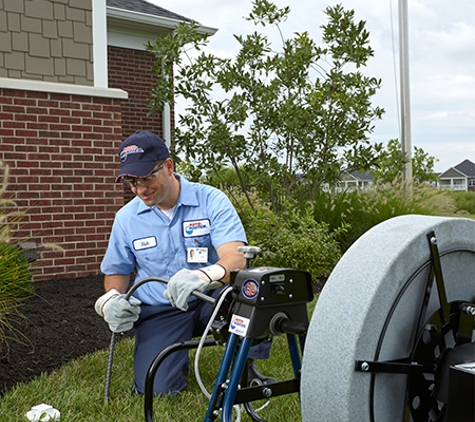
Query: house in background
0 0 216 281
339 170 373 191
437 159 475 192
334 159 475 193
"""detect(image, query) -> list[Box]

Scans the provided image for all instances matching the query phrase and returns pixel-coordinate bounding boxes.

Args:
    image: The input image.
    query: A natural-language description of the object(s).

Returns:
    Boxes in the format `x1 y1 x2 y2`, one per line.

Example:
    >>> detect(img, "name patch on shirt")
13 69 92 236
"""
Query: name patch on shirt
183 219 210 238
133 236 157 251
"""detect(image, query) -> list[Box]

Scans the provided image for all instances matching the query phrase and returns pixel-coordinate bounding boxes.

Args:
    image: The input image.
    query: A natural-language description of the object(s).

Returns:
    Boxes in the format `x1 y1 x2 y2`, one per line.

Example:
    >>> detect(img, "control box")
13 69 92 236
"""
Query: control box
229 267 313 339
231 267 313 307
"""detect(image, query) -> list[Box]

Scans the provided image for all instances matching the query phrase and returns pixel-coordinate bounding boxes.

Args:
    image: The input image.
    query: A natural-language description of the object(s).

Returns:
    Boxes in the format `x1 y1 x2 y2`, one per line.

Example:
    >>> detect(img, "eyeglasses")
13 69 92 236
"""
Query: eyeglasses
122 160 166 188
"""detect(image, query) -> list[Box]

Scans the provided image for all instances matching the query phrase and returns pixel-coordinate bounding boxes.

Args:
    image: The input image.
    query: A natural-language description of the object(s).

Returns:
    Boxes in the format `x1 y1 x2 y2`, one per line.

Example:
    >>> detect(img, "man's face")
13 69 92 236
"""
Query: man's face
125 159 172 207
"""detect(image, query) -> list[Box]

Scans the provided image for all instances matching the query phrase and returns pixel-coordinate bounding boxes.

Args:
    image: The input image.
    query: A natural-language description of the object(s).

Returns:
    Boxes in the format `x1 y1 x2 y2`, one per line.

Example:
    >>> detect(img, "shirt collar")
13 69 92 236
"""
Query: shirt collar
134 173 199 215
176 175 199 207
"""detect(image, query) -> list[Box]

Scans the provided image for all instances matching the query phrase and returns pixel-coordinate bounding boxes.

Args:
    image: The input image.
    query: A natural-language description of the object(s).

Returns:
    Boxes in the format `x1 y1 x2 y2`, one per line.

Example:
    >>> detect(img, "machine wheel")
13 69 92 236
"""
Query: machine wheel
301 215 475 422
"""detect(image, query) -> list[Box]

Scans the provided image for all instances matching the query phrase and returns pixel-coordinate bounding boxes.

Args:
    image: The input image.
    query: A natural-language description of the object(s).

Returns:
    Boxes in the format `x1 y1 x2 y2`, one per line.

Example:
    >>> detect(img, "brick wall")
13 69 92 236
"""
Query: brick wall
0 46 169 281
108 45 165 203
0 88 124 281
108 46 162 138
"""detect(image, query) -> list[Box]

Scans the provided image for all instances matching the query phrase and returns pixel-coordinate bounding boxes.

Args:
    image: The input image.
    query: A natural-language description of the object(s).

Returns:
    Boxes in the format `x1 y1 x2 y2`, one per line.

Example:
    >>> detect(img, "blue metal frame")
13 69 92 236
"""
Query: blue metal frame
221 337 253 421
204 333 239 422
204 333 305 422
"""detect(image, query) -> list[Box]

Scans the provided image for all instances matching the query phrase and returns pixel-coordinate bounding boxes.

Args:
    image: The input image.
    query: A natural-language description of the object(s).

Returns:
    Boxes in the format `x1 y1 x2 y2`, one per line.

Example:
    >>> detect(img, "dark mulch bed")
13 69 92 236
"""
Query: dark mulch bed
0 275 126 396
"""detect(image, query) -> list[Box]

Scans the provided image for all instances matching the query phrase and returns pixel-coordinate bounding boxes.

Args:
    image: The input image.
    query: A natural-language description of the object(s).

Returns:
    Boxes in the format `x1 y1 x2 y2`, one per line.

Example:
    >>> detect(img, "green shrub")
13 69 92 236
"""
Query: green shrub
233 192 344 285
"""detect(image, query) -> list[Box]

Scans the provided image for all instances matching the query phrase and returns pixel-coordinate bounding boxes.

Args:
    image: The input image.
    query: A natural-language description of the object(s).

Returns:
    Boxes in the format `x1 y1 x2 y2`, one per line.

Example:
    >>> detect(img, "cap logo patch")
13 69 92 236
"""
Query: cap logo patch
120 145 144 162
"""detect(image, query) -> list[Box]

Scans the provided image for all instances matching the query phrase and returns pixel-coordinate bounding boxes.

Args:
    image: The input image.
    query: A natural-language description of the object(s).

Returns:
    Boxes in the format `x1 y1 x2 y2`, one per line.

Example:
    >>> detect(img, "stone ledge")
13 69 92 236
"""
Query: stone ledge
0 76 128 99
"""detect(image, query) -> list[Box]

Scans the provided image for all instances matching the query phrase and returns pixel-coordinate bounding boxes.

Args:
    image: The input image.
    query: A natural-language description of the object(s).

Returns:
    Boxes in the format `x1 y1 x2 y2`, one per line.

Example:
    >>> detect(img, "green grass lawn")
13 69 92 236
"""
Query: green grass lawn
0 299 318 422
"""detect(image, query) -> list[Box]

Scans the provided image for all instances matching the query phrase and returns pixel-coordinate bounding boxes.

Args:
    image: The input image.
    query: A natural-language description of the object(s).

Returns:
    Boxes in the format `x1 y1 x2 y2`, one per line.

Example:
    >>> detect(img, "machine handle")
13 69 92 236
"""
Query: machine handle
270 313 308 336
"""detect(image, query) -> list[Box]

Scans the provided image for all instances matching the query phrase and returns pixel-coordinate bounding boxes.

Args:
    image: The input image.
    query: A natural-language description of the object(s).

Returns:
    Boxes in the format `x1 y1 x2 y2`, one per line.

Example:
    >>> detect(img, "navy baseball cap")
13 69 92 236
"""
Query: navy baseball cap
116 131 170 182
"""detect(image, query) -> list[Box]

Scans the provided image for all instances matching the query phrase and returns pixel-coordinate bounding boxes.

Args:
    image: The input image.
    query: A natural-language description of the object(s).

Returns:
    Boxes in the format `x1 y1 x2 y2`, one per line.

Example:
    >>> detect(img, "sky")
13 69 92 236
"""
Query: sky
150 0 475 172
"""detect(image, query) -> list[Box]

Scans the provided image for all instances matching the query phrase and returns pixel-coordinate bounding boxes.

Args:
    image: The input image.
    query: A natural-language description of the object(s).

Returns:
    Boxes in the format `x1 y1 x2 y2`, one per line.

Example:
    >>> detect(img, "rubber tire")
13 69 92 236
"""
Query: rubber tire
301 215 475 422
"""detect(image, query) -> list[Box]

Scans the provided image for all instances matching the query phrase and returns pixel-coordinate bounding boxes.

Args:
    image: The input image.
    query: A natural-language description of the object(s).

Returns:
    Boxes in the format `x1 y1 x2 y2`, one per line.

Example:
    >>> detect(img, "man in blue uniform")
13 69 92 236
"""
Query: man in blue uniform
95 130 272 396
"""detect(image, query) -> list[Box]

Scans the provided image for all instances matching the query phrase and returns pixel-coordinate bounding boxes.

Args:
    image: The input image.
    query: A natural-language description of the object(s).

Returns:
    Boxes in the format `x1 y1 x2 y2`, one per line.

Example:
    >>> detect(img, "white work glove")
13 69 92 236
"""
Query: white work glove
163 264 226 311
95 289 141 333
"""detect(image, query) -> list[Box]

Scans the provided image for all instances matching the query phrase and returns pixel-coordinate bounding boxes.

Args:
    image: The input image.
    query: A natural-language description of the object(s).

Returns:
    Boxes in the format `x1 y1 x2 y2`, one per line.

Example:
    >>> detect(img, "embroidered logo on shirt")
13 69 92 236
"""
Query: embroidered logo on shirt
183 219 210 237
133 236 157 251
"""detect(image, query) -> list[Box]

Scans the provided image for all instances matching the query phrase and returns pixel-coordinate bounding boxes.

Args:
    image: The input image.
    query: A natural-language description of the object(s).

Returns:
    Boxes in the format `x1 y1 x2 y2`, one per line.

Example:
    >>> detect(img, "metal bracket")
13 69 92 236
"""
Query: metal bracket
427 231 451 326
457 302 475 345
355 359 436 375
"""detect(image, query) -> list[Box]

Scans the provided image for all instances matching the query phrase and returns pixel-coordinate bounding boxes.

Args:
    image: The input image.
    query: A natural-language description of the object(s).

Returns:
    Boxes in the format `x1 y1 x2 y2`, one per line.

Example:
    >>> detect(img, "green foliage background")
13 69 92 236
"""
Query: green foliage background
234 193 345 285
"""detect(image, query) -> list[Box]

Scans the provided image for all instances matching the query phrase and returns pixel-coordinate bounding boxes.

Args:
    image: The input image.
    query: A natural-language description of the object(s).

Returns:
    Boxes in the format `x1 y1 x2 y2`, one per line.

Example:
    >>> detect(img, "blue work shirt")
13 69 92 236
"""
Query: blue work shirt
100 174 247 306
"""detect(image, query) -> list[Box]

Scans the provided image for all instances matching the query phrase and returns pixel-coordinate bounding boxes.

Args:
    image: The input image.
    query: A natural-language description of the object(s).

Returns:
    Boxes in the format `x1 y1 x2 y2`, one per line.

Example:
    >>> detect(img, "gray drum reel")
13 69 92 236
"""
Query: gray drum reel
301 215 475 422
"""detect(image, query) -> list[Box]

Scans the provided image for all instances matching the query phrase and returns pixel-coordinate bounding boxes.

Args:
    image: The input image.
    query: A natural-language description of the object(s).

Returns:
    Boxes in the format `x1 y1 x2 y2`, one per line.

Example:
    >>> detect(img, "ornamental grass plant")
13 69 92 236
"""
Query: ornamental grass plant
311 181 457 251
450 190 475 216
0 162 34 353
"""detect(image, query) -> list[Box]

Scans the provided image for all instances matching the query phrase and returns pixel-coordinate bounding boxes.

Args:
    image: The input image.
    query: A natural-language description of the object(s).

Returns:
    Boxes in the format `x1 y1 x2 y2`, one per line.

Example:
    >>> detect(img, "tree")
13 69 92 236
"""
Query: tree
147 0 384 210
412 146 439 183
372 139 439 184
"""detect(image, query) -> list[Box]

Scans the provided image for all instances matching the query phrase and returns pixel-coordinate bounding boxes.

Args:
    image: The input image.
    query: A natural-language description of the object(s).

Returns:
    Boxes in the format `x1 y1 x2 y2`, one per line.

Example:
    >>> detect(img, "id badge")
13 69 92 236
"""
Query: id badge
187 247 208 263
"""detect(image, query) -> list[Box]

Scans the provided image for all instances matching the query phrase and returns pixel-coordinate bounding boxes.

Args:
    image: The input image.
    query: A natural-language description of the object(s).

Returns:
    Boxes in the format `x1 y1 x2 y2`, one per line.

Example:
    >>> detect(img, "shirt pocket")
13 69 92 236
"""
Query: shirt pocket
184 235 212 249
131 236 161 265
